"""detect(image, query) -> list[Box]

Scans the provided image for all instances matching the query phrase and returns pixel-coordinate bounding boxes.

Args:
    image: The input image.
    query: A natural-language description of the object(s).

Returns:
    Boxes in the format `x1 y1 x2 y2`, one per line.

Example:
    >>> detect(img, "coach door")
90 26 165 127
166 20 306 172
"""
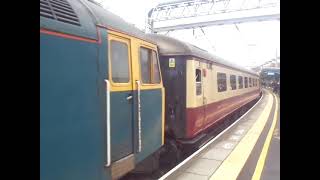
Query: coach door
202 62 213 125
195 61 206 130
106 33 134 169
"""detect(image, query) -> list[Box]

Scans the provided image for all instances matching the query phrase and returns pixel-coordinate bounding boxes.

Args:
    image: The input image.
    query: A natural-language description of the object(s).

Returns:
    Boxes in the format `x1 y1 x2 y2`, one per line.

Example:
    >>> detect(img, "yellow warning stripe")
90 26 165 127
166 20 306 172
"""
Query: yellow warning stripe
251 93 279 180
209 92 274 180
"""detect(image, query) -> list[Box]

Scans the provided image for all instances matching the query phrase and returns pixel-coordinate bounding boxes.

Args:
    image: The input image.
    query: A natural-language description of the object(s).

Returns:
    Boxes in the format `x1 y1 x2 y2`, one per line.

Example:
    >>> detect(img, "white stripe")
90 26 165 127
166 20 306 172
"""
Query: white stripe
105 79 111 167
136 80 142 152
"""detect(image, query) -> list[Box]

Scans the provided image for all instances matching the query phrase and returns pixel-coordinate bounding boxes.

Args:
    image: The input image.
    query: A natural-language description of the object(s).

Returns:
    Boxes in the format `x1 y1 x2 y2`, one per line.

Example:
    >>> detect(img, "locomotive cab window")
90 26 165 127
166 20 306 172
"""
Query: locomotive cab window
217 73 227 92
238 76 243 89
244 77 248 88
110 40 130 83
140 47 161 84
196 69 202 95
230 75 236 90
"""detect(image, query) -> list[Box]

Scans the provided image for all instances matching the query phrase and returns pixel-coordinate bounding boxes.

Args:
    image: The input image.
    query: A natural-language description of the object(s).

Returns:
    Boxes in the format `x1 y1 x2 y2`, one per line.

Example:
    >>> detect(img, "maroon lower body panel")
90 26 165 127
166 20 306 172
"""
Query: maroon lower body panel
185 90 261 139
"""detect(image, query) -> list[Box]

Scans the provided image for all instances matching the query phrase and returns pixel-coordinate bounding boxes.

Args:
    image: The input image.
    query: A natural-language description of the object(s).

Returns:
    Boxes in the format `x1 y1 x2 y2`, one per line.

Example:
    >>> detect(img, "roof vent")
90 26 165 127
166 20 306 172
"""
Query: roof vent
40 0 81 26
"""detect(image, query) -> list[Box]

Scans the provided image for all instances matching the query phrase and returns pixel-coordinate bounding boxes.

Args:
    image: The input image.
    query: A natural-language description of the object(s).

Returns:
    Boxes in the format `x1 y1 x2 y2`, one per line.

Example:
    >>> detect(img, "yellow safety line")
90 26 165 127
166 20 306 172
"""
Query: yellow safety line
209 92 274 180
251 93 279 180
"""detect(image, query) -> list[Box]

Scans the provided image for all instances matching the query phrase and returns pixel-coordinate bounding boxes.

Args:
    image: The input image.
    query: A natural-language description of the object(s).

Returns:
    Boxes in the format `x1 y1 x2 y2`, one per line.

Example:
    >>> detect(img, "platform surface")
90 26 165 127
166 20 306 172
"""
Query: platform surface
163 90 280 180
260 95 280 180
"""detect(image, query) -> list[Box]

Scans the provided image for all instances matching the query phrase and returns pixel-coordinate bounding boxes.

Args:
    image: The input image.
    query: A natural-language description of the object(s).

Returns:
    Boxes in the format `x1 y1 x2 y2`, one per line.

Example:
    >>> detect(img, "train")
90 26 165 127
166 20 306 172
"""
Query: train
40 0 261 180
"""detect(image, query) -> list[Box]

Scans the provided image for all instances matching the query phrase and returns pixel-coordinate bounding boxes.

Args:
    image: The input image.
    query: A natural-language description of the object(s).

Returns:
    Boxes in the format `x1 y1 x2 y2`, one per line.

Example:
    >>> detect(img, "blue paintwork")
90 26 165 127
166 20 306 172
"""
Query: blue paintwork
109 89 163 163
41 25 164 180
110 91 134 162
134 88 163 163
40 33 109 180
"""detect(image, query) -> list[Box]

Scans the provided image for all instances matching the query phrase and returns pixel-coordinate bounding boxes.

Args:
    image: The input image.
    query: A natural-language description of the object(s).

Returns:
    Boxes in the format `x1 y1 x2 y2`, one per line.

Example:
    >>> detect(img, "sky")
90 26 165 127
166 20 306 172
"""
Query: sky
97 0 280 68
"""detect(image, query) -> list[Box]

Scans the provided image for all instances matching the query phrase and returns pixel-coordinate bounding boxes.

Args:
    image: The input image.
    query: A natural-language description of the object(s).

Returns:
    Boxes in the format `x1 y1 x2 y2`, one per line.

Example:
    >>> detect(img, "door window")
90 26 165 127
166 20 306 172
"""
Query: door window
140 47 161 84
110 40 129 83
196 69 202 95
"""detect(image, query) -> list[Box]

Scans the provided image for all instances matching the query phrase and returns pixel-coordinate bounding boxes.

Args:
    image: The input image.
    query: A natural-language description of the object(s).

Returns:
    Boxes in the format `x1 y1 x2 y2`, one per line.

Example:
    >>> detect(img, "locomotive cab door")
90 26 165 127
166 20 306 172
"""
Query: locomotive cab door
106 33 135 173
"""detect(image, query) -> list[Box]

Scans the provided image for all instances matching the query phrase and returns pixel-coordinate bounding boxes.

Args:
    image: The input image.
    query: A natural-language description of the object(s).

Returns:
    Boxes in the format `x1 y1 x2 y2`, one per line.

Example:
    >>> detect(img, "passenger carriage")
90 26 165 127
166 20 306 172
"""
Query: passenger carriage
147 34 261 145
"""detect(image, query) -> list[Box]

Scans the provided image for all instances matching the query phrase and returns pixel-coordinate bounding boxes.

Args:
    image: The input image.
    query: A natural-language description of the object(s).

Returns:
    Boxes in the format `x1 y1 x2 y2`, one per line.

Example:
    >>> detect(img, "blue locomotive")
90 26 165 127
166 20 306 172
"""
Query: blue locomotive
41 0 164 179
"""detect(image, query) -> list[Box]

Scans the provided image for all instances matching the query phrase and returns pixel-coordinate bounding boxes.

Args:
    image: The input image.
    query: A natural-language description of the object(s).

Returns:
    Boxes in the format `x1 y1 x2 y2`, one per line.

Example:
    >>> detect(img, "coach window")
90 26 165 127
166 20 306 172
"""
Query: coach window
110 40 129 83
217 73 227 92
238 76 243 89
230 75 236 90
249 78 252 87
244 77 248 88
196 69 202 95
140 47 161 84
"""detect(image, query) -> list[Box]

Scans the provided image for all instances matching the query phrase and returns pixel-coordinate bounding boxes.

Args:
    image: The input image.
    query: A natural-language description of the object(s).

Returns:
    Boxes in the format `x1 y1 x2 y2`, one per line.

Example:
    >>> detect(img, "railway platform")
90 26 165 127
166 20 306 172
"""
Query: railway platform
159 90 280 180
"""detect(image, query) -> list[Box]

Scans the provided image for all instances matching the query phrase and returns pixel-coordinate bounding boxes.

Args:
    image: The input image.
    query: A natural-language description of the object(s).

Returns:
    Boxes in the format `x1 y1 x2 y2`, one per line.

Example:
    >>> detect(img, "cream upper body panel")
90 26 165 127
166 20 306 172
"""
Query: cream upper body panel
186 58 259 108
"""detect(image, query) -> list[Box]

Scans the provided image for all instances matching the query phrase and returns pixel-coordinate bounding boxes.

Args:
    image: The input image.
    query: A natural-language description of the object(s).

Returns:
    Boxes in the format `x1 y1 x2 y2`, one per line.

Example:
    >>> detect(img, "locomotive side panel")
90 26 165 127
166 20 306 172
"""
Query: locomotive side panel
40 32 109 180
